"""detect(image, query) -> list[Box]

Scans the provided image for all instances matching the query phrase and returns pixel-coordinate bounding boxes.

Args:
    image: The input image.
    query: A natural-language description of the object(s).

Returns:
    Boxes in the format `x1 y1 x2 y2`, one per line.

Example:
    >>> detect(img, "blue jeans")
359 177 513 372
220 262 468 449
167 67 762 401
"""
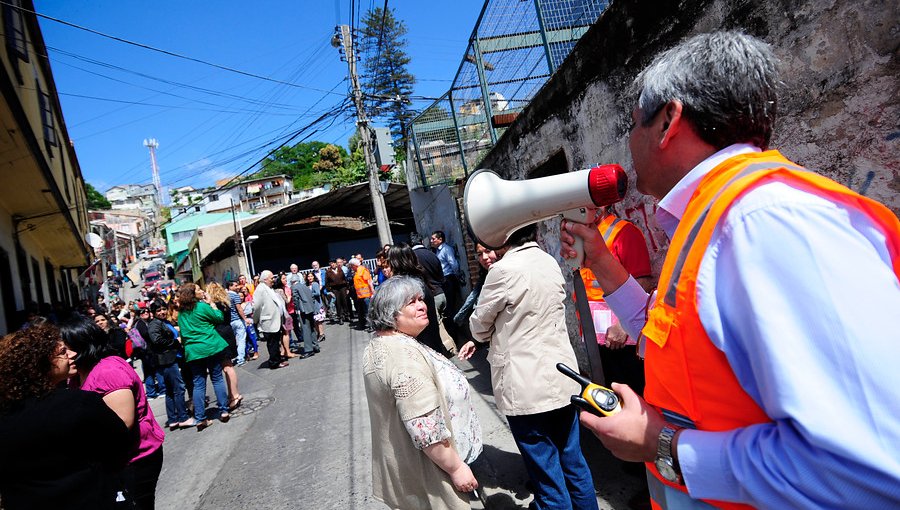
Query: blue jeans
160 362 189 424
230 319 248 363
506 405 599 510
143 363 166 398
187 354 229 421
245 324 259 355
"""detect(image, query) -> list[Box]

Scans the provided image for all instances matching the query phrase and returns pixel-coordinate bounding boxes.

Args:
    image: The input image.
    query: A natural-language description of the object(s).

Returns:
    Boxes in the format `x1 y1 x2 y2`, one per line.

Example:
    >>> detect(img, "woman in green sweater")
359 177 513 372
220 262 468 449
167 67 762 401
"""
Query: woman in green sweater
176 283 230 430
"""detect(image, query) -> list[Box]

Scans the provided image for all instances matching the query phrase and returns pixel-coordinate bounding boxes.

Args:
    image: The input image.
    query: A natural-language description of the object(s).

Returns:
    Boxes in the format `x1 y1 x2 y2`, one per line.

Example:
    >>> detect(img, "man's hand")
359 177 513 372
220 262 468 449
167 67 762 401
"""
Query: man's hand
606 323 628 350
244 318 253 326
561 219 630 296
578 382 665 462
560 216 608 269
457 341 477 360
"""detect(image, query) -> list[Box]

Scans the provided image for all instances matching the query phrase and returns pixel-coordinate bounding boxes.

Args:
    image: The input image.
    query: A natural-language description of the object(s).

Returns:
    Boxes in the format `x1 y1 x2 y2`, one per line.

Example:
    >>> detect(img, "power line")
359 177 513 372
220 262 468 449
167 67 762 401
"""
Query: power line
99 80 349 189
5 0 345 96
57 91 317 115
46 46 306 110
157 98 351 229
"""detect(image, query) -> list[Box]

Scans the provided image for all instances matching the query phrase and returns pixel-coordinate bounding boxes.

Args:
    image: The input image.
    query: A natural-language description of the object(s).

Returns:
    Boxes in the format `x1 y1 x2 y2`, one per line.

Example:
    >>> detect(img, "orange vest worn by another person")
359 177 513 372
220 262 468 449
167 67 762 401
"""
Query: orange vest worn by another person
354 266 374 299
639 151 900 510
579 214 630 301
578 214 649 345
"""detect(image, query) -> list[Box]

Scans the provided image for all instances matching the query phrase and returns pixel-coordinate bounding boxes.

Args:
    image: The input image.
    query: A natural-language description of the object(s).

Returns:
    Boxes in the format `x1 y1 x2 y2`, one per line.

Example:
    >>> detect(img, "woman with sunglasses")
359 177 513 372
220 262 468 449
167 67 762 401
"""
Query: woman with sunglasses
0 325 130 509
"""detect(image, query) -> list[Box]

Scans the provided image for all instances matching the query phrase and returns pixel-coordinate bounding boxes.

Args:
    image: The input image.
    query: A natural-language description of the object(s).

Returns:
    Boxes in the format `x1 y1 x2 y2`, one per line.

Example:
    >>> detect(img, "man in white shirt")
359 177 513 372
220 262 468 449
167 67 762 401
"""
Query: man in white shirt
560 31 900 509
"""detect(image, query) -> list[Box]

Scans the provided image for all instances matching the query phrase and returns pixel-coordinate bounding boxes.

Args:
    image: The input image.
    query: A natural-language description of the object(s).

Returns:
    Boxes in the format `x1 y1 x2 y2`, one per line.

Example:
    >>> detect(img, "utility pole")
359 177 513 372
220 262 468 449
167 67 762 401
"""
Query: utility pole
334 25 393 246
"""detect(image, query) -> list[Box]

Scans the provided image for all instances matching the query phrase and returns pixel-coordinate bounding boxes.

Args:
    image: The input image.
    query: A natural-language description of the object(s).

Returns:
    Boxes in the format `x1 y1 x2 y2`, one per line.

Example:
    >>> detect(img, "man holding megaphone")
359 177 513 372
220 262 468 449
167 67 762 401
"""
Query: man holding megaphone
560 31 900 509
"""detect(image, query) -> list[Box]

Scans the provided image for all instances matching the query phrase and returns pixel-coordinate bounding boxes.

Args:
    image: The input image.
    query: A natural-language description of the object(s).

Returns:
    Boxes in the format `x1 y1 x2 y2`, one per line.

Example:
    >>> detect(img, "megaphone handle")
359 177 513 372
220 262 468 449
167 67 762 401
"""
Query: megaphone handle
561 208 592 269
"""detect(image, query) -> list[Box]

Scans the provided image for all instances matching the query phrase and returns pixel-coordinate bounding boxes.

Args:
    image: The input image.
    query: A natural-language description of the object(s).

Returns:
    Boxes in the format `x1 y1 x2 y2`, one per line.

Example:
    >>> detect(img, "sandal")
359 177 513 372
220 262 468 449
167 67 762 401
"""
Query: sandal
228 395 243 411
219 412 230 423
196 419 214 431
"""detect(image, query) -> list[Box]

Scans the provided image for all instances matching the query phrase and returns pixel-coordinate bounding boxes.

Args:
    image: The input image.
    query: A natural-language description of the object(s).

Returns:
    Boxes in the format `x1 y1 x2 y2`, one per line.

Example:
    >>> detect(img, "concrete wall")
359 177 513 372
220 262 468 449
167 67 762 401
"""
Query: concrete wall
409 184 472 287
482 0 897 269
467 0 898 360
203 255 245 287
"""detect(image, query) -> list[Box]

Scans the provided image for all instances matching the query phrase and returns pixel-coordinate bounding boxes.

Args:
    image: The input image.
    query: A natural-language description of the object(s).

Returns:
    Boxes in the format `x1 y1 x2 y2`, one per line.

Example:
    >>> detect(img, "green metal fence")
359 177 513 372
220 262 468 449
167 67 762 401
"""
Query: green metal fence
408 0 610 188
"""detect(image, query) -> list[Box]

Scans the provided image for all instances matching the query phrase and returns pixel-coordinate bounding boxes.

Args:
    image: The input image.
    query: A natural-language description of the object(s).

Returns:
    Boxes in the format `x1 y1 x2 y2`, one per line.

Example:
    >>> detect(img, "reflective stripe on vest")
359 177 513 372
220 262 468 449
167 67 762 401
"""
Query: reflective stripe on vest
579 215 629 301
354 267 373 298
640 151 900 509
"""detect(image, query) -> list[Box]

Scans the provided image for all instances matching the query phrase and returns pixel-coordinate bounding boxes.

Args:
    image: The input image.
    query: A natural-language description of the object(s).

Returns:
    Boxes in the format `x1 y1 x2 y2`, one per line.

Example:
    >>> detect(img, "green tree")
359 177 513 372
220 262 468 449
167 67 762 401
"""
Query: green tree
85 182 111 209
312 144 345 173
259 141 345 190
360 7 416 147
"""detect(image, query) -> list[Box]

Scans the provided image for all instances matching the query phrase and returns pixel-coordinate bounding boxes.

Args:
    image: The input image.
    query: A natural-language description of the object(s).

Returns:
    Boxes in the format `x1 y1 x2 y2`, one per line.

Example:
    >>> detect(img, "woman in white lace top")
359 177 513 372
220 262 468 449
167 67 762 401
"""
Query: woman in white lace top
362 276 482 510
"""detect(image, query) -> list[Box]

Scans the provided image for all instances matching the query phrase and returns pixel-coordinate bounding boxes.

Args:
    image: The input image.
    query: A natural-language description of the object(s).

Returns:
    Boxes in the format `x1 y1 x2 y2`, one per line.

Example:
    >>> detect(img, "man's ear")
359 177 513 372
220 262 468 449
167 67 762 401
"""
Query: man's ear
658 100 684 149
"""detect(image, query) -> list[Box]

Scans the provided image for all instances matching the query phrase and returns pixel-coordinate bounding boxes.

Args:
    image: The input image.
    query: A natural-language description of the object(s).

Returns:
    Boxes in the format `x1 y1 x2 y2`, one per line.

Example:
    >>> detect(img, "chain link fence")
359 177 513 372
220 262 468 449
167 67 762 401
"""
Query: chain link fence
408 0 610 188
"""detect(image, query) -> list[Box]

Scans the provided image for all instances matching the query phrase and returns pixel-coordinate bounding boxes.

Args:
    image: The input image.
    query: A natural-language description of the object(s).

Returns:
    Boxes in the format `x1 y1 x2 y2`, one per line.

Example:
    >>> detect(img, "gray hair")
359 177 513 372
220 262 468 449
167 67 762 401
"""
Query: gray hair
632 31 779 150
368 276 425 332
259 270 274 283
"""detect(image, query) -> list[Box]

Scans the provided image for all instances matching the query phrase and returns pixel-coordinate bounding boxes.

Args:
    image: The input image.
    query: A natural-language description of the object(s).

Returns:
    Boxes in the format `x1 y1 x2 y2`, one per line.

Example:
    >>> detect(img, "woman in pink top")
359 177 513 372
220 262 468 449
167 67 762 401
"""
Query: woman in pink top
61 317 165 510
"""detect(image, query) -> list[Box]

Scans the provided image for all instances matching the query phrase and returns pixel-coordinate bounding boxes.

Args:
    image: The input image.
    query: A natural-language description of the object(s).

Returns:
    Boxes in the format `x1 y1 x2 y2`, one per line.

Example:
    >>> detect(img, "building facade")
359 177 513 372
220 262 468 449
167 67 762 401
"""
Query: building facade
205 174 295 213
0 0 92 333
105 183 159 214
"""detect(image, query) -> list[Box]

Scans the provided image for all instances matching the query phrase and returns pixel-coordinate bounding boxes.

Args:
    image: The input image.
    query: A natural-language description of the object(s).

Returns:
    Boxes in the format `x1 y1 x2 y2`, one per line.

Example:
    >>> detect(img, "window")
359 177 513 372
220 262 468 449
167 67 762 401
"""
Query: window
36 79 57 155
209 194 219 201
3 0 28 83
31 257 43 305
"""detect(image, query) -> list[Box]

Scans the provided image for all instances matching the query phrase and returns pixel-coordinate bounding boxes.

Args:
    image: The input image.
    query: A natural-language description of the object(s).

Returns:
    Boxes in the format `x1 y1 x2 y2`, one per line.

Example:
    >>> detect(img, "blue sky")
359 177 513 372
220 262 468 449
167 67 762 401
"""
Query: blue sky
36 1 482 193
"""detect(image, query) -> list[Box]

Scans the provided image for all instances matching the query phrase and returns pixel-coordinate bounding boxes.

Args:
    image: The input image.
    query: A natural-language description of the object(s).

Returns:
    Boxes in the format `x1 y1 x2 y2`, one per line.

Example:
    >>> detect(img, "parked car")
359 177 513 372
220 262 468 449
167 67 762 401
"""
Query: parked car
143 271 162 287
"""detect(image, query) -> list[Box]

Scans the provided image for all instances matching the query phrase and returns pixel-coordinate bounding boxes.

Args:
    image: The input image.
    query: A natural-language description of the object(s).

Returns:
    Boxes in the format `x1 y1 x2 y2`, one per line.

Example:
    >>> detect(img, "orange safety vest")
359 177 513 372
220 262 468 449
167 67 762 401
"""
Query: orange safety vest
354 266 373 299
578 214 630 301
640 151 900 510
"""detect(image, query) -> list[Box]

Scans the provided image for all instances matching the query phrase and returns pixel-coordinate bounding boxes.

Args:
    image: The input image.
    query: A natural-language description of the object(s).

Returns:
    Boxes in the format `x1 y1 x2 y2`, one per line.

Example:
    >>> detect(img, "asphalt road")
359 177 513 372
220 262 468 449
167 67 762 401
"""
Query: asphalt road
147 322 643 509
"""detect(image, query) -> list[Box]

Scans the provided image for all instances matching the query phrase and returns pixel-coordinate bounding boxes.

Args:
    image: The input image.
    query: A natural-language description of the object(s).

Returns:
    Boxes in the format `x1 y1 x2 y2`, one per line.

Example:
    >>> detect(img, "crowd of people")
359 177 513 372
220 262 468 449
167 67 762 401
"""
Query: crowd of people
0 230 474 510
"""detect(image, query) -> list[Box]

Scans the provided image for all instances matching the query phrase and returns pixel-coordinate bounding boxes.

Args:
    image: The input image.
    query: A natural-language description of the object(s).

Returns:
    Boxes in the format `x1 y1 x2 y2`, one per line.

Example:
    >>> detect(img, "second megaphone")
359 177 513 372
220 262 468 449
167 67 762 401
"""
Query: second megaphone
463 164 627 268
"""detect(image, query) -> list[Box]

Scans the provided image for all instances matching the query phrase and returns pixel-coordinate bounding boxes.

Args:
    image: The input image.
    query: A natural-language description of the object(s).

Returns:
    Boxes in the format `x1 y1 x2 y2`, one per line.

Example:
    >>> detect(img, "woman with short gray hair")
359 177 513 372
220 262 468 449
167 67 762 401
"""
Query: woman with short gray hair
362 276 482 510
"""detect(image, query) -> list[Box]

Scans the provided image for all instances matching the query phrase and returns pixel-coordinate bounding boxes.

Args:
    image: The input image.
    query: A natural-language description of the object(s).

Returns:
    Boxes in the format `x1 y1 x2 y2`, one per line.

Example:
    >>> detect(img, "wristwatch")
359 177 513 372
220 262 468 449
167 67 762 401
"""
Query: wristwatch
655 425 683 484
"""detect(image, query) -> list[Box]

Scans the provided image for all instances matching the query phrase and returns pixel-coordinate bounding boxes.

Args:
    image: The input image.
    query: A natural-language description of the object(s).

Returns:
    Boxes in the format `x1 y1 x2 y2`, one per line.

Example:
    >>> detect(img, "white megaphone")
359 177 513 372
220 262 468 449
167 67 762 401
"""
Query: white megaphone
464 164 627 268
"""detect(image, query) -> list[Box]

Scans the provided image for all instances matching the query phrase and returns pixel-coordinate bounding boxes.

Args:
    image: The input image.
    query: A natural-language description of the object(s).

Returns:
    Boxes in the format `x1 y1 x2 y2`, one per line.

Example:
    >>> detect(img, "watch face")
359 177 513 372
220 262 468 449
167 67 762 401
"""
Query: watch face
655 458 679 482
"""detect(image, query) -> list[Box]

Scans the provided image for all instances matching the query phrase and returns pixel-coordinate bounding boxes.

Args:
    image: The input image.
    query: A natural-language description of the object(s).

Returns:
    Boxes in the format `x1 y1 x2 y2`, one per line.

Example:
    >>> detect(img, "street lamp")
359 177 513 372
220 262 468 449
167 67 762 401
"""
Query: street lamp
246 235 259 276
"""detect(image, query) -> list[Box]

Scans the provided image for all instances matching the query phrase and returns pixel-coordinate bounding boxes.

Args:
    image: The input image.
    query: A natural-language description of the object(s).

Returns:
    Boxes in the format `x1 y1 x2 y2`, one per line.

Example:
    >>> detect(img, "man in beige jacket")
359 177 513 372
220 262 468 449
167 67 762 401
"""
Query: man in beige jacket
460 224 599 510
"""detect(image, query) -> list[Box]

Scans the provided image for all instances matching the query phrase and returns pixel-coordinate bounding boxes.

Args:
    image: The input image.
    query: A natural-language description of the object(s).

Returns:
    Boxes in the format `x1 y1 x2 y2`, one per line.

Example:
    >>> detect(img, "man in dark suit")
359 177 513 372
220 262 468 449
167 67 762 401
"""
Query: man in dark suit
291 277 319 358
409 232 446 312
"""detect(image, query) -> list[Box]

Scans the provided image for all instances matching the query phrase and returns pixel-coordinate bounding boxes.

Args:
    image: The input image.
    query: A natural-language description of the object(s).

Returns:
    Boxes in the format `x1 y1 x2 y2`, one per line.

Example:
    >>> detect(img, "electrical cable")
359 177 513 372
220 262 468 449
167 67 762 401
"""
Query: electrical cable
2 0 345 96
46 46 305 110
157 98 351 229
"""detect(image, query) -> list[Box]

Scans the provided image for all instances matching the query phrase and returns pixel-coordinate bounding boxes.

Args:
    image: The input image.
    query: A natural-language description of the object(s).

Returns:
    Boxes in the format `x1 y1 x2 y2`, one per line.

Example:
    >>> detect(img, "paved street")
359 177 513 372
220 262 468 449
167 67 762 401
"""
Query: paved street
146 320 642 509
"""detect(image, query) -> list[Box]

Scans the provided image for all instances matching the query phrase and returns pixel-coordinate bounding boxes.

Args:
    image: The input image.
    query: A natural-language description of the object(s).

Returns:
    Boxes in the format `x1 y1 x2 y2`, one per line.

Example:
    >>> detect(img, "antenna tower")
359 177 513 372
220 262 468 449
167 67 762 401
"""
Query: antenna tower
143 138 161 208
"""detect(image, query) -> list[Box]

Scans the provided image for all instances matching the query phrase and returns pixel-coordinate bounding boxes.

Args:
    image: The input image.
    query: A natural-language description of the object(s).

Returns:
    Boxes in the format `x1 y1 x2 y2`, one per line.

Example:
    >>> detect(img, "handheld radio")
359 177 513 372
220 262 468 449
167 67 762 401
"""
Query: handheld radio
556 363 622 417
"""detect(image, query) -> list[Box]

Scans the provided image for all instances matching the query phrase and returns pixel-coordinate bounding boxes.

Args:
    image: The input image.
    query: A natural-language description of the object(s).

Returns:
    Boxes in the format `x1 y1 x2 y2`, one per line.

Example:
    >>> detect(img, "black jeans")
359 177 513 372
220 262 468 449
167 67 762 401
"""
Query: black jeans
122 445 163 510
262 330 284 367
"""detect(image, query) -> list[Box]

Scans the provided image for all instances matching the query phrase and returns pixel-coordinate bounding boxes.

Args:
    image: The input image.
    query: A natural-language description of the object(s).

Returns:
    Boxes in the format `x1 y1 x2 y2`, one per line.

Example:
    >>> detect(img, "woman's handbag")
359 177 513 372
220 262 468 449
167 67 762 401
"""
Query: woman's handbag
126 327 147 351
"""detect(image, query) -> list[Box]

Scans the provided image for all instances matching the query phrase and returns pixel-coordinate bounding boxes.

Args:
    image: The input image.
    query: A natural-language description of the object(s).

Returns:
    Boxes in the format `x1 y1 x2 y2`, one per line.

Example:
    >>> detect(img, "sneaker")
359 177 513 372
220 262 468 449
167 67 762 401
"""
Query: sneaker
235 359 246 367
